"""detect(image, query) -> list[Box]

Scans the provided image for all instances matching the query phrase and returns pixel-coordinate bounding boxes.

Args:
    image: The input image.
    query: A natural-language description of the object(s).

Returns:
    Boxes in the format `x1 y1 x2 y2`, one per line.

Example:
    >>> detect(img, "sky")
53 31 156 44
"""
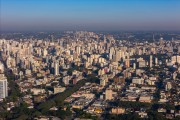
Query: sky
1 0 180 32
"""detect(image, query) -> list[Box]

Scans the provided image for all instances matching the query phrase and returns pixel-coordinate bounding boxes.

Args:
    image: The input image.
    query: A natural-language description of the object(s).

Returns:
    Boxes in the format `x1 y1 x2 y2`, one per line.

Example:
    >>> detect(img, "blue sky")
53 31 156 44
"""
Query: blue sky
1 0 180 31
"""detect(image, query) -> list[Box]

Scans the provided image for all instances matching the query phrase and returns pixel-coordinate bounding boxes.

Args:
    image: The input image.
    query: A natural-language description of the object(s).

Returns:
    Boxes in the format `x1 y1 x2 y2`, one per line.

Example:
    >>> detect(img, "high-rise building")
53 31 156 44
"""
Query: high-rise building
109 47 115 60
125 56 130 68
54 61 59 76
0 74 8 99
171 55 180 64
115 50 122 62
171 56 176 64
133 63 136 70
173 72 177 80
159 37 164 45
177 56 180 64
149 55 153 68
104 35 107 43
105 89 113 100
155 57 158 65
143 47 146 54
0 62 4 73
75 46 81 55
43 48 48 57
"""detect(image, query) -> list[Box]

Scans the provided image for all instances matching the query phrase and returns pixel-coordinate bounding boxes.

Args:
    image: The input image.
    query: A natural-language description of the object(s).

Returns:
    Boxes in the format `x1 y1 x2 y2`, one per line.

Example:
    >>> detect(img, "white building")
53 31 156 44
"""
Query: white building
54 61 59 76
0 74 8 99
132 77 144 85
0 61 4 73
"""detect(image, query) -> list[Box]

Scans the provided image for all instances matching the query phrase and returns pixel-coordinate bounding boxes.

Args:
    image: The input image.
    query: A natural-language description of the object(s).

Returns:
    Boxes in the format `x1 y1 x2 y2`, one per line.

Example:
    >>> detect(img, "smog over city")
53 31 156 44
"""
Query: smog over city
0 0 180 120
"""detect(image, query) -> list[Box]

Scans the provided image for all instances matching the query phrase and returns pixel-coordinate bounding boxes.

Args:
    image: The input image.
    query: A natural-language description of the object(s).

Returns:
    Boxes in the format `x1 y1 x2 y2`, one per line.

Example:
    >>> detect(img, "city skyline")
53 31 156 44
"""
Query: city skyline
1 0 180 32
1 31 180 119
